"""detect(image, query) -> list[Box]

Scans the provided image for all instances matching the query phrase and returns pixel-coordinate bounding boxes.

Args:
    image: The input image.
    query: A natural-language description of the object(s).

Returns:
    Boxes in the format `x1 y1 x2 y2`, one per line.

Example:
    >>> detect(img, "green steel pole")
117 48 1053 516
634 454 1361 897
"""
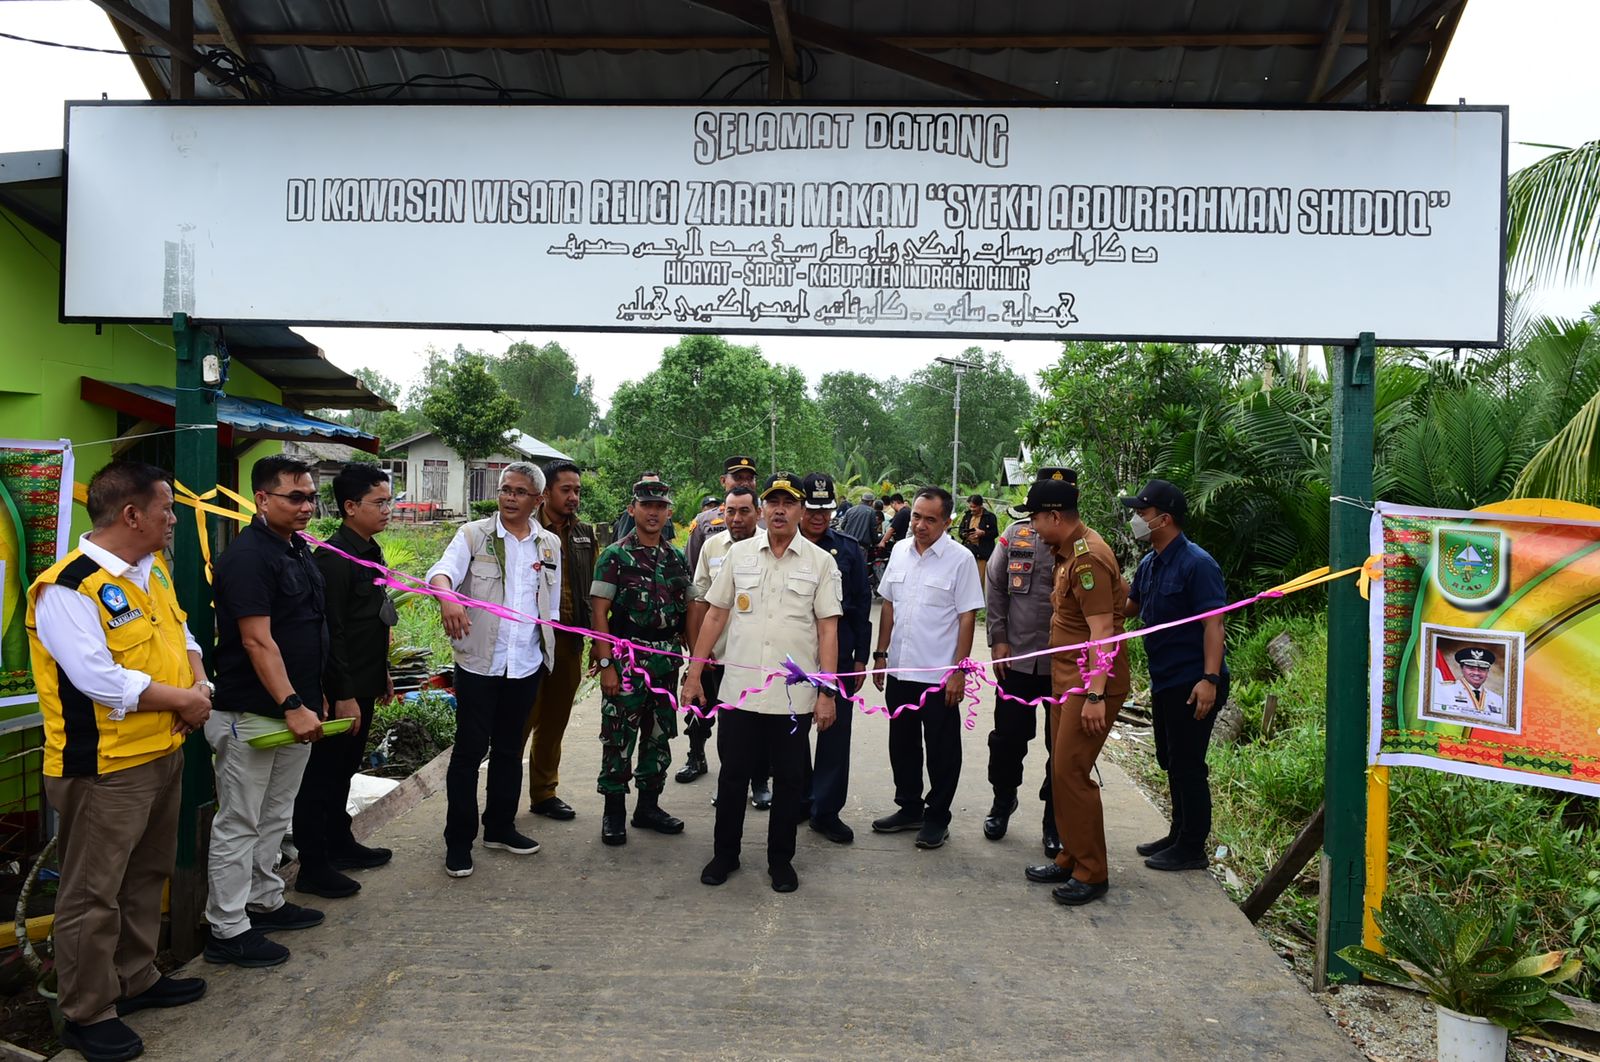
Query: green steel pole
171 313 216 872
1322 332 1375 983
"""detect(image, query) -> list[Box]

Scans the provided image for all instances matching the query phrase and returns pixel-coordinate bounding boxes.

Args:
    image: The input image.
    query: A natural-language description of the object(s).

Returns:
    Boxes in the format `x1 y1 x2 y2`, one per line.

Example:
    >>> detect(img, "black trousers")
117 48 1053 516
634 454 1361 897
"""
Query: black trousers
445 668 542 852
985 669 1056 831
292 696 376 872
689 666 768 788
887 676 962 830
805 676 858 825
712 709 811 867
1150 675 1230 854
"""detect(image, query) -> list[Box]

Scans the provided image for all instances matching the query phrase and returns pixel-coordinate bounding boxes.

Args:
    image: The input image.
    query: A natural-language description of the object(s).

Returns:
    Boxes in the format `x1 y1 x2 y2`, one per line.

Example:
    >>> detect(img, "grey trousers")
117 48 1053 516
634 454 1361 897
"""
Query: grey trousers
204 711 311 940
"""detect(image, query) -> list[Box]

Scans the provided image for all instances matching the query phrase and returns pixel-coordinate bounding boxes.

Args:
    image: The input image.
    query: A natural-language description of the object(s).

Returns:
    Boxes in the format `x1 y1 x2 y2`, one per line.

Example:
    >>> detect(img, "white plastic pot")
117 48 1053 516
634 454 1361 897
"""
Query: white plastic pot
1436 1005 1509 1062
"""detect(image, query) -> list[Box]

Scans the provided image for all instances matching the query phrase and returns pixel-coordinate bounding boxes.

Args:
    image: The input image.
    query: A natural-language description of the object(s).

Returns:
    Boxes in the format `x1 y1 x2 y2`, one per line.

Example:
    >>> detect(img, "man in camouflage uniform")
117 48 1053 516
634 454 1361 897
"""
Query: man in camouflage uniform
685 455 759 571
590 476 691 847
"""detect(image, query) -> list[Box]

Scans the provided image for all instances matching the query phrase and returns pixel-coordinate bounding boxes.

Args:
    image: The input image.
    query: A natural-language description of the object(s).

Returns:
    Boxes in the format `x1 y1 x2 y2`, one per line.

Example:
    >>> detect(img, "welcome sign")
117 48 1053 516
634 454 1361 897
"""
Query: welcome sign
63 102 1505 346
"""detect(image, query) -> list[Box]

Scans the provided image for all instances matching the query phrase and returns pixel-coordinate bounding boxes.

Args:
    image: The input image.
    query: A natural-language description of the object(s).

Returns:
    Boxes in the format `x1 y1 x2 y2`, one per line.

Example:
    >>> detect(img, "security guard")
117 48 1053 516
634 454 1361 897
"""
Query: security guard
982 468 1068 858
685 455 759 571
1017 473 1130 907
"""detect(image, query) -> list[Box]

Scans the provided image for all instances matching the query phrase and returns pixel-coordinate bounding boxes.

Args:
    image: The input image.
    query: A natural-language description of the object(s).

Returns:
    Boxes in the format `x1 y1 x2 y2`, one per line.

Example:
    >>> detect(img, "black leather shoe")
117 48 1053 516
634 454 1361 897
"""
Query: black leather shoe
769 863 799 893
1053 878 1110 906
249 900 324 933
1136 833 1177 857
60 1017 143 1062
809 818 855 844
530 796 577 820
632 794 685 834
294 867 361 899
914 823 949 849
750 780 773 810
674 753 708 784
203 927 289 968
331 840 393 870
1043 827 1064 860
1145 847 1209 872
701 854 739 885
117 974 207 1016
482 829 541 855
983 794 1018 841
871 808 925 833
1025 862 1074 884
602 793 627 846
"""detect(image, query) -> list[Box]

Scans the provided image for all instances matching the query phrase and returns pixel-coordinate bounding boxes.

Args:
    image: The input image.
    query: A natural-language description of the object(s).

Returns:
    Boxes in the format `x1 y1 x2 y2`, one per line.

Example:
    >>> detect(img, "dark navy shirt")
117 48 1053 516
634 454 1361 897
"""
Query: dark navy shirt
815 528 873 671
214 518 329 716
1130 533 1229 694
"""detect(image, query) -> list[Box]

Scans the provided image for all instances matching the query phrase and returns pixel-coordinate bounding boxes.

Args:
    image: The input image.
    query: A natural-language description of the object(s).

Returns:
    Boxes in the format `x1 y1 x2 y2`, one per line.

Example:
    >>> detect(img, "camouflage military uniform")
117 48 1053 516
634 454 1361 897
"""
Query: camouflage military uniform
591 532 691 796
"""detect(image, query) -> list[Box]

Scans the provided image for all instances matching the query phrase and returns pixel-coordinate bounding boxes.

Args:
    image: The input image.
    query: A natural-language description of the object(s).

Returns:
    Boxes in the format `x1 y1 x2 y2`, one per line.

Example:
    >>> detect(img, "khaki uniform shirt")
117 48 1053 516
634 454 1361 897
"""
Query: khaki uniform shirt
690 528 742 657
1048 524 1131 697
705 531 843 715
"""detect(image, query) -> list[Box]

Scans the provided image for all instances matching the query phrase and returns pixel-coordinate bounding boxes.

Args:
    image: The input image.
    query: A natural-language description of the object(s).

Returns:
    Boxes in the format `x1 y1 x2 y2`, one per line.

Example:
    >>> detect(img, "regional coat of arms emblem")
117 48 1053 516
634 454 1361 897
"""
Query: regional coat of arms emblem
1432 524 1509 609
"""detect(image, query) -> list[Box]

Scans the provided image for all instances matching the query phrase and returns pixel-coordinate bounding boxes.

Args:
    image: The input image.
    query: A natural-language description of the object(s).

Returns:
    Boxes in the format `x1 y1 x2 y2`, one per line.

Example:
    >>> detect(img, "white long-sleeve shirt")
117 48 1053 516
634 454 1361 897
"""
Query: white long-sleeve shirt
425 515 556 678
34 534 202 720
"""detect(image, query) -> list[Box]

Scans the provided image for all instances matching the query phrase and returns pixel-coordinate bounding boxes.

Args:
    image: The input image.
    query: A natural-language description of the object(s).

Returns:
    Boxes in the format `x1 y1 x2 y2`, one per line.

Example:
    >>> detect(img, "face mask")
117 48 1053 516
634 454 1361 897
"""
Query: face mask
1130 513 1155 543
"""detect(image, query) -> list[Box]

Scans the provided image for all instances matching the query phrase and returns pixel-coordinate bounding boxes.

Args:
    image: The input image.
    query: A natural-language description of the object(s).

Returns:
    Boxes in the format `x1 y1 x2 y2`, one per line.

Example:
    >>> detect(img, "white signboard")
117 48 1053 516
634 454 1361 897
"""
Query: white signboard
62 102 1506 346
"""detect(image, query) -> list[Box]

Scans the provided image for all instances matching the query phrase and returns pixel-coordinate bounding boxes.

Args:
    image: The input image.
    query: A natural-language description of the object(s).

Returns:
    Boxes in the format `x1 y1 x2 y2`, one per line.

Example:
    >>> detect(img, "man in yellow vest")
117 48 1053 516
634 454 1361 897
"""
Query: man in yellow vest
27 461 214 1062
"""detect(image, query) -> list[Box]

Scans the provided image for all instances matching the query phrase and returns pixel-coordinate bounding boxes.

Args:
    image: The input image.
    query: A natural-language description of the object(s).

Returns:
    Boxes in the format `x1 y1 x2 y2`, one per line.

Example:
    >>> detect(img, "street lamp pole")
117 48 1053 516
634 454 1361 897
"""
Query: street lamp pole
936 356 979 499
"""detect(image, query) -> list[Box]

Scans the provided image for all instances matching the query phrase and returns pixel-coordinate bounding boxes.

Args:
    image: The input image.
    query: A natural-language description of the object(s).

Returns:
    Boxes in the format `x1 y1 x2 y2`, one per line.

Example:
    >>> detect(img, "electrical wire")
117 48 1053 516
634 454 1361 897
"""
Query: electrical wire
0 30 166 60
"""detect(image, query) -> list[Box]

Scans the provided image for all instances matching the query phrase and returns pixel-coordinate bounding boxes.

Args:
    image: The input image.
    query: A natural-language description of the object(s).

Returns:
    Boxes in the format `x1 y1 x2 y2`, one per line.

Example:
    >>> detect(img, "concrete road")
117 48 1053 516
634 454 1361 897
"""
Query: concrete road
115 637 1357 1061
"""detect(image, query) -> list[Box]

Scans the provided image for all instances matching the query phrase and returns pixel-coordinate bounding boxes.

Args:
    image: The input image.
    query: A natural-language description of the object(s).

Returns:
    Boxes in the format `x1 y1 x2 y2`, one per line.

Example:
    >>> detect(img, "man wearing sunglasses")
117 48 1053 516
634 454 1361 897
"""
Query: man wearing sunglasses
205 455 330 968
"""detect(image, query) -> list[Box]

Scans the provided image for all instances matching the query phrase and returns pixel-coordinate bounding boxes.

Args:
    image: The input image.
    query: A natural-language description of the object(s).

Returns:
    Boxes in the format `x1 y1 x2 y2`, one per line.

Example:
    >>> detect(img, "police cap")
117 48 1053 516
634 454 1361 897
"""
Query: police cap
762 471 804 500
724 456 758 476
800 472 838 509
1454 646 1496 668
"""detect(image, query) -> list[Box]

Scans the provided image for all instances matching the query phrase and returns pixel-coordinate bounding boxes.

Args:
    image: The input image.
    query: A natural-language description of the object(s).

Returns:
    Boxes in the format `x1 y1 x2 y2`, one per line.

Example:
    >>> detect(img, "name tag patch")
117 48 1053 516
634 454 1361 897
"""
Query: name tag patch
108 608 146 628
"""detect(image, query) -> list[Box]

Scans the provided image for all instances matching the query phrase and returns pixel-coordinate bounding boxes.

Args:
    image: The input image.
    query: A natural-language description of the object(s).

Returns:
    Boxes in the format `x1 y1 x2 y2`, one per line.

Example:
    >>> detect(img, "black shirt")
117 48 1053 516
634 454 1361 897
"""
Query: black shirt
214 518 329 717
888 506 910 543
316 524 393 701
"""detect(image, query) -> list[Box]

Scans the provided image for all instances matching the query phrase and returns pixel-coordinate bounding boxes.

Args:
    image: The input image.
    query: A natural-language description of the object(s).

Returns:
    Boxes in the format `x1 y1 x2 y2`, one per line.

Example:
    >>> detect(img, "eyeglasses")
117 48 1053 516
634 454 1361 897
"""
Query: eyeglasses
264 490 318 506
498 486 538 499
364 498 395 511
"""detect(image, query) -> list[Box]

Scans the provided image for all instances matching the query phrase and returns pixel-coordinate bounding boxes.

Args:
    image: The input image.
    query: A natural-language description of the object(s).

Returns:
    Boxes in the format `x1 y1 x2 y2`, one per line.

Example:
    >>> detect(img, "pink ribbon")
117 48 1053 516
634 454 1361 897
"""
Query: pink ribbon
303 529 1282 722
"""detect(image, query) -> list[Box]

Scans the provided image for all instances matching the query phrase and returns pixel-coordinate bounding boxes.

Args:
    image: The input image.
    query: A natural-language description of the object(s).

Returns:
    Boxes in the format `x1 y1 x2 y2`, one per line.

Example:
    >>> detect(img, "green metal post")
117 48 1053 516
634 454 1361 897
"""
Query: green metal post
1321 332 1375 984
171 313 217 956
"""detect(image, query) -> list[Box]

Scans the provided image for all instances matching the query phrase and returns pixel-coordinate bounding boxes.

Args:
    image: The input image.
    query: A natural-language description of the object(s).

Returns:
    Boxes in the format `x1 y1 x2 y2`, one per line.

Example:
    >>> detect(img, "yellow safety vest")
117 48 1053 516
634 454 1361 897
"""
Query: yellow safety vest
26 550 192 777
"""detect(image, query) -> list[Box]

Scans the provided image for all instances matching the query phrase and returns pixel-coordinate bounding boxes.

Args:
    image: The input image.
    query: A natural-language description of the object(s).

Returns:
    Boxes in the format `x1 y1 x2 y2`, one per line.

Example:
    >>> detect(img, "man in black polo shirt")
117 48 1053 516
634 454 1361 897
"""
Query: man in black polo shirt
203 455 330 968
1122 479 1230 873
294 464 397 900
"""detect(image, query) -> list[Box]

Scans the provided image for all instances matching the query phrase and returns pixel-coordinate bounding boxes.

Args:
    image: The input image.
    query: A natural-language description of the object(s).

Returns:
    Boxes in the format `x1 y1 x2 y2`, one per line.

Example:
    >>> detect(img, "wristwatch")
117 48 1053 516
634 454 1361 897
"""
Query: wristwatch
279 693 305 713
596 658 614 671
1085 692 1104 704
1202 673 1221 686
198 679 215 700
872 651 888 660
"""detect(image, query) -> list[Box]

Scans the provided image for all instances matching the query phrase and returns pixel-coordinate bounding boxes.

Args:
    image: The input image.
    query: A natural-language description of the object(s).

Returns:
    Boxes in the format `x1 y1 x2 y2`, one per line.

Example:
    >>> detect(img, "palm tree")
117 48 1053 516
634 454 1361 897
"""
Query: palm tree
1507 139 1600 287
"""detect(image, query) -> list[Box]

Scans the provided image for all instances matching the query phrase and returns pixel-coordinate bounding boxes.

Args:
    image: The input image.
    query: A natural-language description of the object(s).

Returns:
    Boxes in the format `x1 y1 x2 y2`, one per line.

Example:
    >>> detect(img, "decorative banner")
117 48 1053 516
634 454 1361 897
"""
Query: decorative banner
63 102 1505 346
1370 502 1600 795
0 441 74 709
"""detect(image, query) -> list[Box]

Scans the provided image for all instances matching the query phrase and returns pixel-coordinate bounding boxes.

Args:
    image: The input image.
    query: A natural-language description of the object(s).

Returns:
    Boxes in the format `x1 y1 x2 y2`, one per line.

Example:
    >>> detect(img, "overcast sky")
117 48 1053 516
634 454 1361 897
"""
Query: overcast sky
3 0 1596 409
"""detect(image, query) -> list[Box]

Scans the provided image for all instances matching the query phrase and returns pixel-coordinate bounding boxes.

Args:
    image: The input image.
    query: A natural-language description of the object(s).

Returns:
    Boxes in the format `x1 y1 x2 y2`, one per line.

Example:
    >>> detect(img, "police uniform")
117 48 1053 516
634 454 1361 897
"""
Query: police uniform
981 468 1067 853
1433 646 1505 717
590 477 691 845
685 455 759 571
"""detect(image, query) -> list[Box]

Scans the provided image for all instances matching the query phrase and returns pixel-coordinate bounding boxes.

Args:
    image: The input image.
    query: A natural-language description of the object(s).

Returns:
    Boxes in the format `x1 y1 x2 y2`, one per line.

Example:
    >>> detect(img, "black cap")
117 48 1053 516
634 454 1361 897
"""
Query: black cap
724 456 758 475
1015 477 1079 515
762 471 804 500
801 472 838 509
1454 646 1496 667
632 473 672 504
700 494 719 509
1037 466 1077 484
1120 478 1187 520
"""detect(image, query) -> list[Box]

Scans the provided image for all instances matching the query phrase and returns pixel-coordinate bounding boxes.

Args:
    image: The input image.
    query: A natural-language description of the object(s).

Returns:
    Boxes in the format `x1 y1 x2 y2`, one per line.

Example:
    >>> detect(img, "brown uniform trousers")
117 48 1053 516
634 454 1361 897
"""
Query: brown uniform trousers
1047 523 1131 886
44 750 183 1024
523 630 587 803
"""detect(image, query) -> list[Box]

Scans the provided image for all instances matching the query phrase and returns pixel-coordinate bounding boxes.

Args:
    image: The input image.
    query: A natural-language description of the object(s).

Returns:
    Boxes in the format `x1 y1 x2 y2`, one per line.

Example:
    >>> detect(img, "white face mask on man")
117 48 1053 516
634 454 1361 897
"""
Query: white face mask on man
1130 512 1159 543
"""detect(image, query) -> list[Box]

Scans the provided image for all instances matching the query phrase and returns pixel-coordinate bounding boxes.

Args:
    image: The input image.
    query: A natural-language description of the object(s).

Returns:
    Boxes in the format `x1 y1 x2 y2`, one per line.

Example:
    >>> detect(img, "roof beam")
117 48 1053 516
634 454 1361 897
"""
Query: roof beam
681 0 1045 100
1320 0 1463 103
181 30 1372 52
168 0 194 99
1366 0 1389 103
1408 0 1467 103
104 13 168 99
200 0 263 96
1306 0 1353 101
89 0 245 98
766 0 801 98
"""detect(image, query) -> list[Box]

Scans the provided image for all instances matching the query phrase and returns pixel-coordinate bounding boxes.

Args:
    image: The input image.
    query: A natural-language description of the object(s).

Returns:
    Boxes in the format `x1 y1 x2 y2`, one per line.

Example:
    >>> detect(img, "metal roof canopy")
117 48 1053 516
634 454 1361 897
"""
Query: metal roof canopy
93 0 1465 108
79 377 382 452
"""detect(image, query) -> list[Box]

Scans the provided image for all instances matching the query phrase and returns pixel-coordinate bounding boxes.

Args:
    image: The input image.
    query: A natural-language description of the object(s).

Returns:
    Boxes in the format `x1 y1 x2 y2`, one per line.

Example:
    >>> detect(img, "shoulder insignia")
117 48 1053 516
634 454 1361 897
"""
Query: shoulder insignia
57 553 101 592
711 518 724 526
98 583 131 615
1073 539 1090 556
152 565 170 589
1079 570 1096 590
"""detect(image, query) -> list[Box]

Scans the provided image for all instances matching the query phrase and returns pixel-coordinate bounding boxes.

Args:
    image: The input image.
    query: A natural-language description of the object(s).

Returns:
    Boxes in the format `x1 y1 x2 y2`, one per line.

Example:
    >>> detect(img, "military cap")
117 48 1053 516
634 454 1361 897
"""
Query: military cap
632 473 672 504
762 471 804 500
700 494 720 510
1454 646 1496 668
800 472 838 509
1037 466 1077 484
1121 478 1188 520
725 455 758 475
1015 475 1078 514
